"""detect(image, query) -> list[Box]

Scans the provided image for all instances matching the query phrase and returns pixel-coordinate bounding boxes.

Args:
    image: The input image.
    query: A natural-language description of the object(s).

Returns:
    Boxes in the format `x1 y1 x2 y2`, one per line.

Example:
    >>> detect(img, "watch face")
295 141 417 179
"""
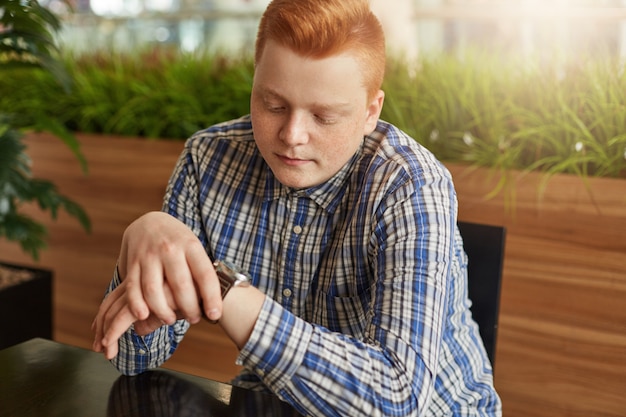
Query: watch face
214 260 251 282
214 260 251 300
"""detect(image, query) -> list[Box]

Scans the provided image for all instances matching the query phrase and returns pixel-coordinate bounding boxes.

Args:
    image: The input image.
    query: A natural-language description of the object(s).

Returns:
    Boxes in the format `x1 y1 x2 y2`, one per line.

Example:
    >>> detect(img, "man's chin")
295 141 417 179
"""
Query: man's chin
274 171 320 189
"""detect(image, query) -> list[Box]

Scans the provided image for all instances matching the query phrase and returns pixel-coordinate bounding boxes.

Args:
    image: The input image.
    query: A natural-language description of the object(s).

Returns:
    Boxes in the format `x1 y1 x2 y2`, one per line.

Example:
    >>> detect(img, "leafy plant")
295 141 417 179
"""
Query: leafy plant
0 0 90 260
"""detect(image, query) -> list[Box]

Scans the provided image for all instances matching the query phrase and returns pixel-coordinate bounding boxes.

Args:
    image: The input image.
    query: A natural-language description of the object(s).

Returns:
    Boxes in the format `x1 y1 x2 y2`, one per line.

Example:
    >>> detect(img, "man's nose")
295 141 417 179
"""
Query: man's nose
279 112 309 146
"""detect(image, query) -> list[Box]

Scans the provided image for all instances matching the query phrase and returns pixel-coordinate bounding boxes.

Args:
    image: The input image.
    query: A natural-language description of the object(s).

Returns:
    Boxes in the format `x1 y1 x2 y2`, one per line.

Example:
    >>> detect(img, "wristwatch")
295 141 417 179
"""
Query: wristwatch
213 259 251 299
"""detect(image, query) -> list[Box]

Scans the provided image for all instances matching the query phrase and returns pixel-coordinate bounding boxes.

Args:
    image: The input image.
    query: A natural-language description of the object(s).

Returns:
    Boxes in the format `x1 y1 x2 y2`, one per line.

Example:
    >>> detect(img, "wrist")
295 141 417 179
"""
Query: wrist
220 285 265 350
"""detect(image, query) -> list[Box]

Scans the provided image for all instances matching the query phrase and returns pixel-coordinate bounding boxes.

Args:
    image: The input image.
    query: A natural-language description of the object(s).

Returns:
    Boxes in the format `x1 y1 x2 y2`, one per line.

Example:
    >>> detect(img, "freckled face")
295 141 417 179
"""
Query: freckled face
250 40 384 189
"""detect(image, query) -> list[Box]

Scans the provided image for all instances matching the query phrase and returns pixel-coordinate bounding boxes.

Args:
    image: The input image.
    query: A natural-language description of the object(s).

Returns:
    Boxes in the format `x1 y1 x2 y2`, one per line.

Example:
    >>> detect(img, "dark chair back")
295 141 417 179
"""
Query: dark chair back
457 221 506 368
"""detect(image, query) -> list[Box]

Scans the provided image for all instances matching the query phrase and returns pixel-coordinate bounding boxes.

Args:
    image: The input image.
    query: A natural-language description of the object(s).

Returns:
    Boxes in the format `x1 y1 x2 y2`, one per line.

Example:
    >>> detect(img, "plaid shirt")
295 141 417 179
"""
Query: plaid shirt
109 115 501 416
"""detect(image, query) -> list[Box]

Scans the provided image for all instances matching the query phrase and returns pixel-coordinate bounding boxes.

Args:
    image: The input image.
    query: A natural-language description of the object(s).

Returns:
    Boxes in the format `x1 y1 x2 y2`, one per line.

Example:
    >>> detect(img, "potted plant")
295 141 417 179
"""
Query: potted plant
0 0 90 348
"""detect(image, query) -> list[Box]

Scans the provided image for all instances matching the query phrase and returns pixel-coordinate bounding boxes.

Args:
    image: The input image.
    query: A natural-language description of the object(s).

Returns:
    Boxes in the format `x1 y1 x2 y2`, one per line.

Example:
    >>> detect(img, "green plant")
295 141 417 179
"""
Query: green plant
49 48 251 139
0 42 624 183
0 0 90 260
381 49 626 180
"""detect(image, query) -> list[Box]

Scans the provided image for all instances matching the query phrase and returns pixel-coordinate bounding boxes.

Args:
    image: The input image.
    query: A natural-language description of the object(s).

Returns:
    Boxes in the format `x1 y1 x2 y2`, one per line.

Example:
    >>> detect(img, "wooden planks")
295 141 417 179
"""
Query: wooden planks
446 163 626 417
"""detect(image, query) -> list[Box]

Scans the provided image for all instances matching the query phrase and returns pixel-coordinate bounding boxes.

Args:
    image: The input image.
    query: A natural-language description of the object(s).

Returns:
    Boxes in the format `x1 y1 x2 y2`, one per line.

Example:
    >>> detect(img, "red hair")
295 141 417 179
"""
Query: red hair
255 0 386 101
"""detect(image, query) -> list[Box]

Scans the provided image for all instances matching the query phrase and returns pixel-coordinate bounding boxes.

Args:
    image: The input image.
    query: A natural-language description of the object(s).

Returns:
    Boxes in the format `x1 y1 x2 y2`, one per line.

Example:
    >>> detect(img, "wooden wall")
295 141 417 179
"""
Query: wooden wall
1 133 624 416
446 165 626 417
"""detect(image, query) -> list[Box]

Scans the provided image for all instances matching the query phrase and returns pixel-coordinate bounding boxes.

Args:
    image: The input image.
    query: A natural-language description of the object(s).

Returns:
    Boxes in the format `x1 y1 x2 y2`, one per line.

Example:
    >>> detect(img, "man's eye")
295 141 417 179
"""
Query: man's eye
314 114 336 125
268 105 285 113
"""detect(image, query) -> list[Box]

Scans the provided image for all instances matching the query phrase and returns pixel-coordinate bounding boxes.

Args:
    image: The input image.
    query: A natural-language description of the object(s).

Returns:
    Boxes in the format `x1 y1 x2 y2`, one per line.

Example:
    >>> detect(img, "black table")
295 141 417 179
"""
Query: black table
0 338 302 417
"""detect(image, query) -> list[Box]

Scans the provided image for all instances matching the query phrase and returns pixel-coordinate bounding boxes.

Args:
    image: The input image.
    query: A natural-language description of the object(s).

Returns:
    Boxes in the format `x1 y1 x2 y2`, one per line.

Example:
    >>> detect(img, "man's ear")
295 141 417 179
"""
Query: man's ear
363 90 385 134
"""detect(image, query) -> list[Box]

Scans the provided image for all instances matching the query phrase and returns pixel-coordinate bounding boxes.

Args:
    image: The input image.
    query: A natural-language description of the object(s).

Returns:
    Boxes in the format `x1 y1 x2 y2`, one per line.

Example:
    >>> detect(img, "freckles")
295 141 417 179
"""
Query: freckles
251 118 274 142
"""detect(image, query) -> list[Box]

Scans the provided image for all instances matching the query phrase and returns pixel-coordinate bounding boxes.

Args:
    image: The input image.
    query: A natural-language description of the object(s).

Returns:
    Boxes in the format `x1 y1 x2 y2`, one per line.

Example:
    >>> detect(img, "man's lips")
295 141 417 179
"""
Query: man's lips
277 154 311 166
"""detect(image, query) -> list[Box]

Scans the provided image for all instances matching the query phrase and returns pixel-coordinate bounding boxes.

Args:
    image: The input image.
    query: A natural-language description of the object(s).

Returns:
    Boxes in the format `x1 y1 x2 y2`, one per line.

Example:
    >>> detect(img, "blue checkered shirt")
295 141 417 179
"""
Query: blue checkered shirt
108 115 501 416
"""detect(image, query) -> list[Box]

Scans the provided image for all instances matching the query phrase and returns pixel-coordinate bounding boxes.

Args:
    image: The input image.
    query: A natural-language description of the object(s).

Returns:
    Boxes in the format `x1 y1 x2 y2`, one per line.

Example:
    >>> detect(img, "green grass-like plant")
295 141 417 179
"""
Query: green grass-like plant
1 46 624 182
0 48 254 140
382 50 626 180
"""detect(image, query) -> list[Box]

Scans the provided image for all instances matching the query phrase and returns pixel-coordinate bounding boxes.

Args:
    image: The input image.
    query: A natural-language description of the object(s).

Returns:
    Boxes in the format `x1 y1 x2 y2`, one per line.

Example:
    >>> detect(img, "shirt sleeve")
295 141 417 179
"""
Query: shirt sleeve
237 163 458 417
110 134 219 376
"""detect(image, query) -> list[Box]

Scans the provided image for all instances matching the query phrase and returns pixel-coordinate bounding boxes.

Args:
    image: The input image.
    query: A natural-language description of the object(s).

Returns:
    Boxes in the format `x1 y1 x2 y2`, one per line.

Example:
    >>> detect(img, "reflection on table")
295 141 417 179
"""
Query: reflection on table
108 370 300 417
0 338 301 417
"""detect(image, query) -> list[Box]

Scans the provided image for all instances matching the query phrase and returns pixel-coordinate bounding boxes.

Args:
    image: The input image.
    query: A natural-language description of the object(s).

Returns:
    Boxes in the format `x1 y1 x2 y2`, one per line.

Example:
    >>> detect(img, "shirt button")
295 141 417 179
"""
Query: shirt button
282 288 293 298
138 349 147 355
257 368 266 377
293 225 303 234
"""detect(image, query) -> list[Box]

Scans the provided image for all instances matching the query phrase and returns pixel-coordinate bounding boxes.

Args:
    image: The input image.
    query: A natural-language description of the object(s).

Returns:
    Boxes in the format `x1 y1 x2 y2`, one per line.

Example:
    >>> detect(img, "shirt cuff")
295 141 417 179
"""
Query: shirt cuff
236 297 313 392
106 264 189 375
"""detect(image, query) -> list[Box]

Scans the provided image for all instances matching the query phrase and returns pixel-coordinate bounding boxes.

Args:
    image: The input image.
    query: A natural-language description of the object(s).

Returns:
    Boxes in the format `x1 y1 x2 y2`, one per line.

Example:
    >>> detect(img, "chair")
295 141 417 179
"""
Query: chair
457 221 506 368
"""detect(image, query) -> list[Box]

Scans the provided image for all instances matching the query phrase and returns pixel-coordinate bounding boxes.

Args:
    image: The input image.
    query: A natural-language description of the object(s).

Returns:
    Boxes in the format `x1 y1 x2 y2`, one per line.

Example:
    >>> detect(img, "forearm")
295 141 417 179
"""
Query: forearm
236 300 427 417
285 331 426 417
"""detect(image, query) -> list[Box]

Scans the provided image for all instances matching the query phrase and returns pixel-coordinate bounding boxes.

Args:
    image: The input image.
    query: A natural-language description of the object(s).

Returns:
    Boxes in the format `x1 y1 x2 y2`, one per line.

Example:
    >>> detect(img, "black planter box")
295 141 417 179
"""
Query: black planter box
0 262 53 350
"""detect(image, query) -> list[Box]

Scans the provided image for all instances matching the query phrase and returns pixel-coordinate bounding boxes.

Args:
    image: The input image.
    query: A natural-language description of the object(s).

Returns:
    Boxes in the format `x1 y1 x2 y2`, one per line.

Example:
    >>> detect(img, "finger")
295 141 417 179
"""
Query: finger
162 250 201 323
92 304 105 351
123 262 151 321
94 299 130 359
137 258 177 324
101 300 142 360
188 248 223 322
122 224 170 322
127 284 178 337
102 332 121 360
133 315 167 336
92 285 125 352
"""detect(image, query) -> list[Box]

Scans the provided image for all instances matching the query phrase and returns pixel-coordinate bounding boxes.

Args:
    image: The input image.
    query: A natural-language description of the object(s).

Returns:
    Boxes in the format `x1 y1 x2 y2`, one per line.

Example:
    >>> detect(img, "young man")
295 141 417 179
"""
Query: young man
92 0 502 415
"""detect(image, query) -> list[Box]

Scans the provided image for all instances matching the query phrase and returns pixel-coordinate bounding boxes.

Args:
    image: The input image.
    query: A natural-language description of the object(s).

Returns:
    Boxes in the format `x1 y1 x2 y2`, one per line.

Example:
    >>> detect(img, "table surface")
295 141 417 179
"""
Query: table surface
0 338 302 417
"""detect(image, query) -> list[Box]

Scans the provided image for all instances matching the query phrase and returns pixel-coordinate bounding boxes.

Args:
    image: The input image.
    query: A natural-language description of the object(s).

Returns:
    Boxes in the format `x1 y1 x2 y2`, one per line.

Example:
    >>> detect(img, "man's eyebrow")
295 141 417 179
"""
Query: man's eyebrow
257 87 283 99
313 100 353 112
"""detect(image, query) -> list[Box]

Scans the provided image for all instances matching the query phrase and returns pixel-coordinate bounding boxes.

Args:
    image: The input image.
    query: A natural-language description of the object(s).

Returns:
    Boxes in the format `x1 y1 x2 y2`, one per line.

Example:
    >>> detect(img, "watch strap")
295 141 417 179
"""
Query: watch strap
217 272 235 299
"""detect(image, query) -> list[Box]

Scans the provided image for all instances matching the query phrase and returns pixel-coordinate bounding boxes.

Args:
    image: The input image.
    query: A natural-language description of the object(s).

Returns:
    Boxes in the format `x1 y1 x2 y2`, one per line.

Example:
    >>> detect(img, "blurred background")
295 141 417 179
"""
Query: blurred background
44 0 626 61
